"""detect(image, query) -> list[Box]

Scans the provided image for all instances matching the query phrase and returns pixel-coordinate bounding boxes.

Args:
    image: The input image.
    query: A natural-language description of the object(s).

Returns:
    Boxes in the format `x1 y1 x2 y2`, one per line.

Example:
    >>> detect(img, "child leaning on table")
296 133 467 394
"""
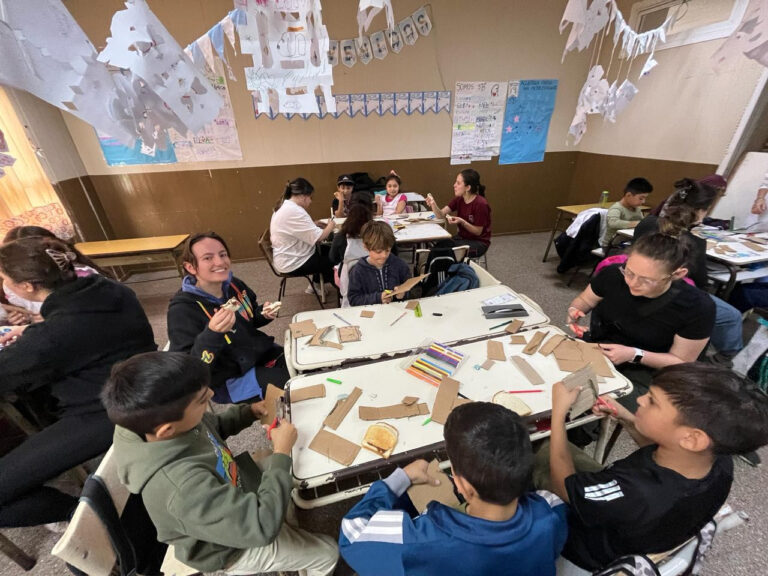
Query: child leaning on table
347 220 411 306
339 402 568 576
538 362 768 572
102 352 338 576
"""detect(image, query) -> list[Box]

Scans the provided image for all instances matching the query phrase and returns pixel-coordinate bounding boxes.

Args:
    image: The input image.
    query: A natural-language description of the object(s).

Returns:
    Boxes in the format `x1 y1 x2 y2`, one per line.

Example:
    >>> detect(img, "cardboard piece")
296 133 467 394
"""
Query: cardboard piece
539 334 566 356
392 273 429 296
509 356 545 385
743 240 766 252
552 340 613 378
509 335 527 345
323 387 363 429
290 384 326 403
481 359 495 370
358 402 429 420
487 340 506 361
522 331 546 355
430 377 460 425
308 429 361 466
309 326 344 350
261 383 285 425
289 319 318 338
552 339 583 361
360 310 375 318
405 300 420 310
505 319 524 334
338 326 362 343
580 343 614 378
407 458 459 512
562 365 599 418
401 396 418 405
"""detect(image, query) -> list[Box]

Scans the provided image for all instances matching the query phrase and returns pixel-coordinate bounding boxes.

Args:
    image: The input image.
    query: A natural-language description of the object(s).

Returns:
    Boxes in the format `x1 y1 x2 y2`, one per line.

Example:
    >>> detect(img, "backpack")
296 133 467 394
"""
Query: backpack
434 263 480 295
420 247 458 296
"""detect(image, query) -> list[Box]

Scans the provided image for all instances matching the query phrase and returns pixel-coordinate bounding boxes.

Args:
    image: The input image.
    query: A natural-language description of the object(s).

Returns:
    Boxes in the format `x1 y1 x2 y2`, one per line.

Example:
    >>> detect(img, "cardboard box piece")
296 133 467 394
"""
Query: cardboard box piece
407 458 460 512
323 387 363 429
358 402 429 420
261 384 285 425
290 384 326 403
360 310 375 318
562 365 599 418
552 339 613 377
505 319 524 334
509 335 527 345
509 356 545 385
487 340 506 361
522 331 546 355
338 326 362 343
308 429 361 466
289 319 318 338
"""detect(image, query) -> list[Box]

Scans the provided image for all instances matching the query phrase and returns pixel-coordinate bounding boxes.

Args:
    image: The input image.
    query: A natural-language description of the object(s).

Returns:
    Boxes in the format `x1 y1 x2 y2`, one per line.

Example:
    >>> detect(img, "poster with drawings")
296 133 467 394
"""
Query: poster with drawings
450 81 508 164
499 79 558 165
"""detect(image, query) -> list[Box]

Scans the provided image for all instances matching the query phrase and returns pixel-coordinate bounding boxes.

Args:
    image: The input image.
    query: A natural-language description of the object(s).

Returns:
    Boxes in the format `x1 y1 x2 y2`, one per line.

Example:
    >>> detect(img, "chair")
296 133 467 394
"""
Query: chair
414 245 470 276
52 447 199 576
469 250 488 270
258 228 325 309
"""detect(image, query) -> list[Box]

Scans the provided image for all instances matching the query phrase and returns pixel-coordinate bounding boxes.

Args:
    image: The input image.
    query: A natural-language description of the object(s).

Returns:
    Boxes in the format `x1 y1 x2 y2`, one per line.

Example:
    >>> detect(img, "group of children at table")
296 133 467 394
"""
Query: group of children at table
2 170 768 576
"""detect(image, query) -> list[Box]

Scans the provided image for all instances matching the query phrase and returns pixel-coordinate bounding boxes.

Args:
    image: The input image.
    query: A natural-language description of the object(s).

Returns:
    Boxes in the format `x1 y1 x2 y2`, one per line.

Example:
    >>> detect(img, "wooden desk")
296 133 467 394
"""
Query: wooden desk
288 325 632 507
75 234 189 277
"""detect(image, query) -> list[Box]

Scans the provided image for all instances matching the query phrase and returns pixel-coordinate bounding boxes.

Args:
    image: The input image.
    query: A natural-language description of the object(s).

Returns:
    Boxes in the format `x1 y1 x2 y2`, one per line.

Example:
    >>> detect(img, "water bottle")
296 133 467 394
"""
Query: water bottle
599 190 609 208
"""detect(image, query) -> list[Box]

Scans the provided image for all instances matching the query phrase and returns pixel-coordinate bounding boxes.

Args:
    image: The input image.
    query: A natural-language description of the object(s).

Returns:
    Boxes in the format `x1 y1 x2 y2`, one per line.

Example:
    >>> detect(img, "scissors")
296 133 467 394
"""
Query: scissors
267 396 289 440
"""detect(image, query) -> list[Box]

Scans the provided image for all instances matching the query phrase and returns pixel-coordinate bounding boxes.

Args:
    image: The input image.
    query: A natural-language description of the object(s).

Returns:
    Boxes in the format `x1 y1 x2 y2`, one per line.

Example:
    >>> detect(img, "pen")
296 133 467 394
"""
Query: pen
390 311 408 326
507 390 543 394
489 319 514 331
332 312 352 326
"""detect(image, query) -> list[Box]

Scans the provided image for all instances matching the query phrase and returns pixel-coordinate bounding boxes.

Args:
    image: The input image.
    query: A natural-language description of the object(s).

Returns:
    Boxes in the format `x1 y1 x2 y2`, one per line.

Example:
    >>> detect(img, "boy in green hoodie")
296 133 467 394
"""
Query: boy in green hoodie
102 352 338 575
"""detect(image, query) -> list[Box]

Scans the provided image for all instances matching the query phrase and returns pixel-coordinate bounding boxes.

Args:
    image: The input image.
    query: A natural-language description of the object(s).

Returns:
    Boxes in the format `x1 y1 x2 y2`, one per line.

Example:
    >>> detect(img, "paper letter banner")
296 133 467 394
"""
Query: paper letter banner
499 79 558 164
450 81 508 164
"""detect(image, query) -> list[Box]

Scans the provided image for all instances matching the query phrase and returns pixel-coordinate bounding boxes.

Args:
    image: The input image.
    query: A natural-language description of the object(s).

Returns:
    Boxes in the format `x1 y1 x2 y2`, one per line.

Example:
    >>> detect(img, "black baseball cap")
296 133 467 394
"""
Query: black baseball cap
337 174 354 186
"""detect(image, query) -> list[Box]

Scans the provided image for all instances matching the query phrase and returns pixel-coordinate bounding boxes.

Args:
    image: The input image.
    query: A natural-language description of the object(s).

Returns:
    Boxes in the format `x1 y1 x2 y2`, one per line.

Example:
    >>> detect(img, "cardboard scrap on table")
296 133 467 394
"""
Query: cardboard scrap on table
509 356 545 385
522 331 546 355
481 359 495 370
509 334 527 345
308 429 361 466
309 326 343 350
487 340 506 361
553 339 613 377
290 384 326 403
401 396 418 405
743 240 766 252
358 402 429 420
360 310 375 318
323 387 362 429
393 274 429 296
706 240 717 251
562 365 599 418
505 319 524 334
539 334 566 356
405 300 420 310
714 245 736 254
338 326 362 343
261 383 285 425
289 319 318 338
407 458 460 513
430 377 471 424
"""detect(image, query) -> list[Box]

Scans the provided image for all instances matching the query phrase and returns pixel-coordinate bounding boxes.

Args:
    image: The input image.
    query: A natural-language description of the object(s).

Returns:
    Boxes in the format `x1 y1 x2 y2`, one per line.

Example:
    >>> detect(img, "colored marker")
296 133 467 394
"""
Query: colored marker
507 390 544 394
421 417 432 426
332 312 352 326
406 367 440 387
326 378 342 385
489 319 514 331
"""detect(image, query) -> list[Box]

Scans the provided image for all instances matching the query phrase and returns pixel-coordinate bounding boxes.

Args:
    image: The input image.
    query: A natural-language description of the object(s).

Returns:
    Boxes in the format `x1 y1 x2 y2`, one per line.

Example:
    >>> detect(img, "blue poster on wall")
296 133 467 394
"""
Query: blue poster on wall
97 131 177 166
499 79 558 165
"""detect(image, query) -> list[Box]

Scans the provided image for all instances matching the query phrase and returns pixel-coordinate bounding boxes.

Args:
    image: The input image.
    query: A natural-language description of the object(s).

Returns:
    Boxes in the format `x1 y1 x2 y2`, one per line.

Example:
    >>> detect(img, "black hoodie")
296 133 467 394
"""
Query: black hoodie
0 275 156 415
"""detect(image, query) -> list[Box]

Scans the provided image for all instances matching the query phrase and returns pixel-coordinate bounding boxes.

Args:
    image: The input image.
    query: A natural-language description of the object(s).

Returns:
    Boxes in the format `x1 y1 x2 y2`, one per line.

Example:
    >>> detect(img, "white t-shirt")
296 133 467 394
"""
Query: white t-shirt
381 193 406 217
270 199 322 273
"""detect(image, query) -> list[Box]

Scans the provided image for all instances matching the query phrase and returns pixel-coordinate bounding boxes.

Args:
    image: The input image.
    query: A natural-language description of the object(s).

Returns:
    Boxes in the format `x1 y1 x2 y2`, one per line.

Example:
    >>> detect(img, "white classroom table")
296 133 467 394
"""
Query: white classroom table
286 285 550 373
322 211 445 227
287 325 632 507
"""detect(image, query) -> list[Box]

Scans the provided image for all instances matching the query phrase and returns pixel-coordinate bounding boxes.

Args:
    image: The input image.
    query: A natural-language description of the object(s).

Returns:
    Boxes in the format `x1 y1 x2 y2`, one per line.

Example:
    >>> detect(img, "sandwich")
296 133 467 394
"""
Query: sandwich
263 301 282 314
362 422 399 459
492 391 532 417
220 297 240 312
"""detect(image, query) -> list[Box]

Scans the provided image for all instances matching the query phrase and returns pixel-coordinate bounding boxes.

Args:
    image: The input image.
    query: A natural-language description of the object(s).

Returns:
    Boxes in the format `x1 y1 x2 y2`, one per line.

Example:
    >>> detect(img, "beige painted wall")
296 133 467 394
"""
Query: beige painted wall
55 0 761 175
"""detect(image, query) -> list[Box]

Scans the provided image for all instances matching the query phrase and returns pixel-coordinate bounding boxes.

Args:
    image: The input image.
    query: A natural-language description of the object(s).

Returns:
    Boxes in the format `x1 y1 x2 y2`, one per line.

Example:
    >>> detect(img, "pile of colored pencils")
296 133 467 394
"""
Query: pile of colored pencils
405 342 465 387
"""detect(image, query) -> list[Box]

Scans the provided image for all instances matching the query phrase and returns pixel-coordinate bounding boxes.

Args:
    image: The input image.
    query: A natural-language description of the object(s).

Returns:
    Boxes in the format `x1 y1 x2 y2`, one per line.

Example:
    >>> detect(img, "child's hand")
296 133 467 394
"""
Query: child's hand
592 395 632 422
403 459 440 486
209 308 236 333
551 381 580 421
261 301 278 320
250 400 268 418
381 291 393 304
7 311 30 325
334 190 344 202
270 420 297 455
0 325 25 345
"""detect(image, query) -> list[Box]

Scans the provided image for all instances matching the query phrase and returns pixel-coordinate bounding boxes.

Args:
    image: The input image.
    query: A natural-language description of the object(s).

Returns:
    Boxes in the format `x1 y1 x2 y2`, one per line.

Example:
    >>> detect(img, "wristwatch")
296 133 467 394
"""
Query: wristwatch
632 348 644 364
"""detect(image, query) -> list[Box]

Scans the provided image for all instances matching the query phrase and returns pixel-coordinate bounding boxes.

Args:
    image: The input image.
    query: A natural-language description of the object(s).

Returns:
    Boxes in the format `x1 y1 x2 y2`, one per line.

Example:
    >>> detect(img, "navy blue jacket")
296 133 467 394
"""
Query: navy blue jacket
347 254 411 306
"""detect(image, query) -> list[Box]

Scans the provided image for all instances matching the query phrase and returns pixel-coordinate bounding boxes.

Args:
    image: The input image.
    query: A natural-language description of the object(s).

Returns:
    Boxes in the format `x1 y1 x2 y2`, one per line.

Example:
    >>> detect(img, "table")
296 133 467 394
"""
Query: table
286 285 550 373
75 234 189 278
322 213 447 245
287 325 632 507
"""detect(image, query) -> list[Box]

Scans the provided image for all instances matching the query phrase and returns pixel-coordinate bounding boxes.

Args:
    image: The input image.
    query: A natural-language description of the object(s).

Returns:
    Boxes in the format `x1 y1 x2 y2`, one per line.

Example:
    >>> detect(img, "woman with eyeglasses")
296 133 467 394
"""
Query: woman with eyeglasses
566 232 715 408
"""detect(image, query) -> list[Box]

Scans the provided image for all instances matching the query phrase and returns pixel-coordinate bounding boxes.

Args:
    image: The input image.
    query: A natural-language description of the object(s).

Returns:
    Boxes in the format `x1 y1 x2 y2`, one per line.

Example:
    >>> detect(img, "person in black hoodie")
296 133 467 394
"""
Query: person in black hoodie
0 236 156 528
167 232 289 404
348 221 411 306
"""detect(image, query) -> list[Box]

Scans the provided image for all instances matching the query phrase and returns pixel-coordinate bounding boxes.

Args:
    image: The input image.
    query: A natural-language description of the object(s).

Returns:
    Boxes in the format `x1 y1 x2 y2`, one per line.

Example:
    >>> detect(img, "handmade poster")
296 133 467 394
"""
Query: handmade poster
371 31 389 59
413 7 432 36
388 27 404 53
328 39 339 66
97 132 178 166
355 35 374 65
341 39 358 67
450 81 508 164
399 16 419 46
499 79 558 165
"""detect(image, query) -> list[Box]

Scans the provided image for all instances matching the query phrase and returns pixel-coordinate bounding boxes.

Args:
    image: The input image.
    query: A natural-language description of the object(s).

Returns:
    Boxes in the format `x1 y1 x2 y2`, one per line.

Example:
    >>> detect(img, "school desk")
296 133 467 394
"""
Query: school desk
75 234 189 278
286 325 632 508
286 285 549 373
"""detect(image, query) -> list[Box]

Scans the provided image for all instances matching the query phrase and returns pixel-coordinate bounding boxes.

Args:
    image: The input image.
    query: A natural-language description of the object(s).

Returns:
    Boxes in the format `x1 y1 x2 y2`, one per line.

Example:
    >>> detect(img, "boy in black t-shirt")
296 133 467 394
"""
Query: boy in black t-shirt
543 363 768 571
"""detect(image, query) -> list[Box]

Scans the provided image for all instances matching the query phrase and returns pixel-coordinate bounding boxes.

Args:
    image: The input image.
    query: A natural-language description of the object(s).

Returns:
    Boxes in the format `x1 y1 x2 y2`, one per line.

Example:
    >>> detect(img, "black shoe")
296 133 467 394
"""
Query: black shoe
737 451 761 467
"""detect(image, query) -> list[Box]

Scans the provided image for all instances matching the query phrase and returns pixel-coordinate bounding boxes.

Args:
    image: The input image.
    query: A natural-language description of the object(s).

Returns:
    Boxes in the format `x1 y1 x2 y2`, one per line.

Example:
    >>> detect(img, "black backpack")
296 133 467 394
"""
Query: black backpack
420 247 458 296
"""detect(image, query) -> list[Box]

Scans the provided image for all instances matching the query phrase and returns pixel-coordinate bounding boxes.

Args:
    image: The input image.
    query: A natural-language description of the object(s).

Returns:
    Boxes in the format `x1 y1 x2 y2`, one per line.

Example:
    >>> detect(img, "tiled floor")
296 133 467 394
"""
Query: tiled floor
2 232 766 575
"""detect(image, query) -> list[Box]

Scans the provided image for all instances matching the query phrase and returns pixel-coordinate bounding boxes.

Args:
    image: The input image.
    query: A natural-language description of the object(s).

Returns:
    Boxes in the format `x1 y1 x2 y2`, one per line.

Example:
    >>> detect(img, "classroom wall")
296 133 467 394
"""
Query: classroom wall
12 0 758 253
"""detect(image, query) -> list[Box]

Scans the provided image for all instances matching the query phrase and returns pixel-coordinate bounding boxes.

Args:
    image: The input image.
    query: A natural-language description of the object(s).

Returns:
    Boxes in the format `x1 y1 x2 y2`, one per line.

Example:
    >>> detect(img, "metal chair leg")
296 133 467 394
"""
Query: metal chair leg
0 532 36 571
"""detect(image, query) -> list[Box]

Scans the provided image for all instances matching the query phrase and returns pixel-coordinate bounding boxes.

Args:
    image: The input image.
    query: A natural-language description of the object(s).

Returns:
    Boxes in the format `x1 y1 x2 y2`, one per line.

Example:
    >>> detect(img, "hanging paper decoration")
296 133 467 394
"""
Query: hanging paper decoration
560 0 676 144
713 0 768 71
253 91 451 119
237 0 335 115
357 1 395 39
0 129 12 178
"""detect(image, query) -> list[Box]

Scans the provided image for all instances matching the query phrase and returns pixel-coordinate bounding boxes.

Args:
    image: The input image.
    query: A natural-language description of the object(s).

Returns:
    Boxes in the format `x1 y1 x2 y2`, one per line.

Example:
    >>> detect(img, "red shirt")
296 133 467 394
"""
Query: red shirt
448 195 492 246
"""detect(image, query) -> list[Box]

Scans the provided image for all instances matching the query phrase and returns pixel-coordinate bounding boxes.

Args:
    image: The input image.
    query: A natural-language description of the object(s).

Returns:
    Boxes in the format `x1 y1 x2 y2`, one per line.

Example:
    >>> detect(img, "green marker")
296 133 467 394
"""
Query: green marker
326 377 342 385
421 416 432 426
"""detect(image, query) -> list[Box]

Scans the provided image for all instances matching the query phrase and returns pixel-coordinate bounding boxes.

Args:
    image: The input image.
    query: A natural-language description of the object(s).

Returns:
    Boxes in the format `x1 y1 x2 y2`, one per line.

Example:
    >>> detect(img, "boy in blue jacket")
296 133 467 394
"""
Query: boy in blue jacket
348 220 411 306
339 402 568 576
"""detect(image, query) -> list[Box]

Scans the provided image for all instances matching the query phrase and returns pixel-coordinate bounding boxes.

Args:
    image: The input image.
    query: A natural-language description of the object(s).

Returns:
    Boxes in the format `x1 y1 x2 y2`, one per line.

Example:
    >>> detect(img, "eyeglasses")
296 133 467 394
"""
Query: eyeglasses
619 264 672 288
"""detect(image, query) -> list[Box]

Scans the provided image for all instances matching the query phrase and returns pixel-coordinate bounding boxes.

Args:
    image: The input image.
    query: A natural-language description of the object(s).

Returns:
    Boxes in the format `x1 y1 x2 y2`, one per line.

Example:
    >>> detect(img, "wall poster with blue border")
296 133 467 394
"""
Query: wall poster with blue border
499 79 558 165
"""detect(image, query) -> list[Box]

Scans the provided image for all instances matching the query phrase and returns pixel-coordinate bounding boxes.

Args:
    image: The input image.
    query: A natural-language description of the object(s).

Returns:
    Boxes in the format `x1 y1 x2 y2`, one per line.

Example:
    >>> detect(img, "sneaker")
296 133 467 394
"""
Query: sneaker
737 451 761 467
304 282 329 295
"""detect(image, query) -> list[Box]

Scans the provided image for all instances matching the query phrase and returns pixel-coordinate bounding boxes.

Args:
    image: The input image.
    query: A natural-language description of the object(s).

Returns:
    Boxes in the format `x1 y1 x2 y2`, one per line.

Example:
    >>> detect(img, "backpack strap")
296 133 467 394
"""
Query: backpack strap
79 474 138 576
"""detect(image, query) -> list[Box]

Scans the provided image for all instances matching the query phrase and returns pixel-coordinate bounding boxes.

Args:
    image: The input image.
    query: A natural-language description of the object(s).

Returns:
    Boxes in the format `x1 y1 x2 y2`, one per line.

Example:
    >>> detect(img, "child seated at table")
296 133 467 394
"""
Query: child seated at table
376 170 407 217
600 177 653 248
339 402 567 576
348 220 411 306
539 362 768 572
103 352 338 576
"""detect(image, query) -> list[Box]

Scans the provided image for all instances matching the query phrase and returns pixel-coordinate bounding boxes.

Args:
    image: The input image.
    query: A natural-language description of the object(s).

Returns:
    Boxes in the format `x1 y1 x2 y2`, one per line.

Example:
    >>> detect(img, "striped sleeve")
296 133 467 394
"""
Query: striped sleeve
565 470 639 528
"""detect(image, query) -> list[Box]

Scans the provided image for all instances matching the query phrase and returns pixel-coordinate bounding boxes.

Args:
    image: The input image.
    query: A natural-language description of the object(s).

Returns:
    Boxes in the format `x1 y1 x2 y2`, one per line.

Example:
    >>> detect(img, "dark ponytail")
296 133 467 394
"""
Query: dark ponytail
275 177 315 211
460 169 486 197
665 178 717 212
0 237 78 290
629 232 689 273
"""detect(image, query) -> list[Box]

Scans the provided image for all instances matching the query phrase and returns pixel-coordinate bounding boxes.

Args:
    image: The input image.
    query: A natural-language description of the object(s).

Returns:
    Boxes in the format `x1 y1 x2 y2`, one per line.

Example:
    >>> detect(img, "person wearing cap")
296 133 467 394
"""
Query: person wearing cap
333 175 355 218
